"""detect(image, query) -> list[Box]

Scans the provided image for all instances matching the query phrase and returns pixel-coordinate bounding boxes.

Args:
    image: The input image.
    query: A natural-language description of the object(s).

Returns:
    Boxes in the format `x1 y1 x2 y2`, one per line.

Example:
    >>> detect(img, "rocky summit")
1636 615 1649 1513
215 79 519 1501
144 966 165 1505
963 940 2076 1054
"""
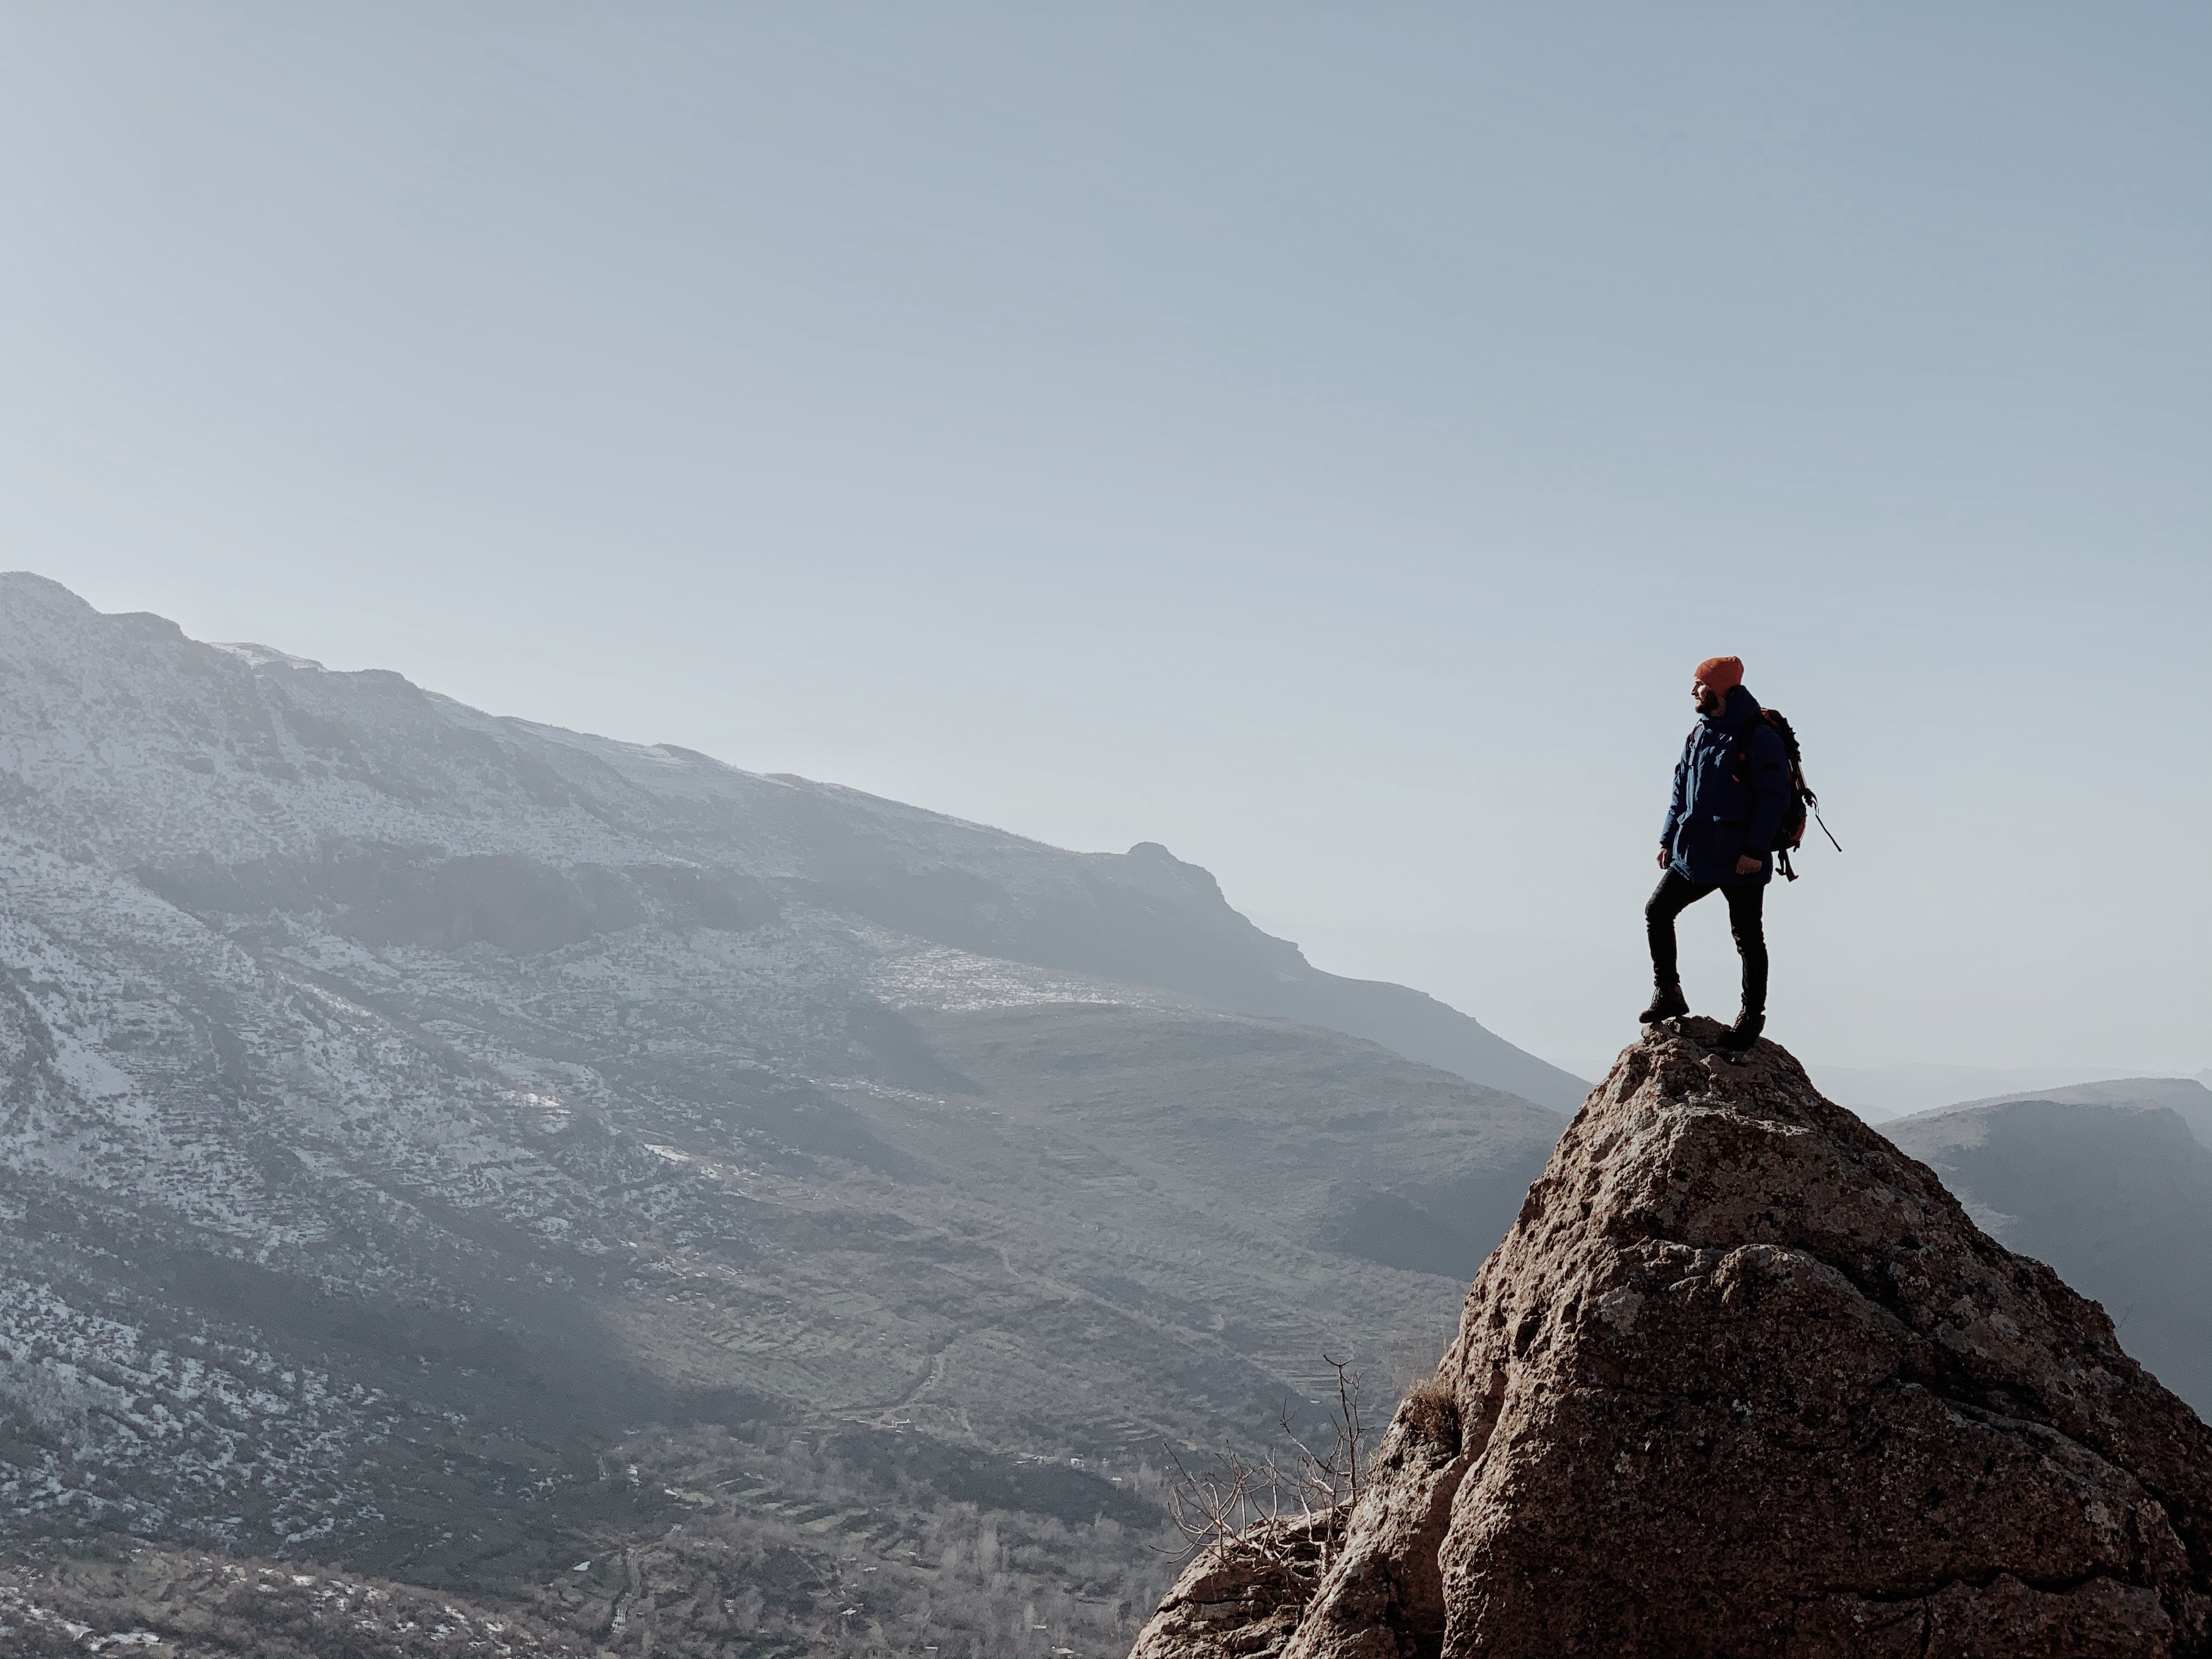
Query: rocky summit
1133 1018 2212 1659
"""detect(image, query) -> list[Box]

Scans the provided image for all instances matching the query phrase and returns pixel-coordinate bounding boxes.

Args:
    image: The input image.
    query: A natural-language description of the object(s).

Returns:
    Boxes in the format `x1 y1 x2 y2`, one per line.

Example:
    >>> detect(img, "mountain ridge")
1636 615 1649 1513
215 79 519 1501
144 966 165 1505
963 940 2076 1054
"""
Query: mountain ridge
0 569 1586 1110
1909 1075 2212 1149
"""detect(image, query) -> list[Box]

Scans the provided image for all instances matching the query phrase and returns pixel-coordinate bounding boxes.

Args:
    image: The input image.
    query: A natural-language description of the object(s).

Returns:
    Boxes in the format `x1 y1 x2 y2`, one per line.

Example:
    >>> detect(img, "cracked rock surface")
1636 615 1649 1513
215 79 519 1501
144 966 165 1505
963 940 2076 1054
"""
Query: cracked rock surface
1133 1019 2212 1658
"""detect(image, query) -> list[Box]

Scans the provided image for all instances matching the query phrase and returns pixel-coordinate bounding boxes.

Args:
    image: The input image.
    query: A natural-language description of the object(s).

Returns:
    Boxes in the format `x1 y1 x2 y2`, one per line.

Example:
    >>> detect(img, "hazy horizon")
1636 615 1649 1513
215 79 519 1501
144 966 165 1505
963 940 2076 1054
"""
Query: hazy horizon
3 4 2205 1079
13 560 2204 1094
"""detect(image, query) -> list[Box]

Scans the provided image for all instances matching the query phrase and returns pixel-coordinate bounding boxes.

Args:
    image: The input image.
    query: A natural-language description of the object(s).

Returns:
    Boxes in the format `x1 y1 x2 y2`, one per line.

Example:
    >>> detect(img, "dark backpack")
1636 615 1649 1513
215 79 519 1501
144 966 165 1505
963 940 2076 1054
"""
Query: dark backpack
1734 709 1839 881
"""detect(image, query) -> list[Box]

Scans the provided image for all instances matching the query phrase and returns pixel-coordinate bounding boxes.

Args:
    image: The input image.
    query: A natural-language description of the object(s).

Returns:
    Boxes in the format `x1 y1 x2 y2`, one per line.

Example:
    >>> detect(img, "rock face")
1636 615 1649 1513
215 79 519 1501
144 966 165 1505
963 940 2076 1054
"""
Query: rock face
1886 1096 2212 1416
1132 1019 2212 1659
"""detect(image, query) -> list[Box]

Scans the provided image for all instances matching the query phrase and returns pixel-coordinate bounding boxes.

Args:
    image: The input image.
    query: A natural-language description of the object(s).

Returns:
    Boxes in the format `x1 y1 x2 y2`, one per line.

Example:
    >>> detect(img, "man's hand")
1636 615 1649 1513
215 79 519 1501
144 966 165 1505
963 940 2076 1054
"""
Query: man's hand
1734 854 1763 876
1657 848 1669 868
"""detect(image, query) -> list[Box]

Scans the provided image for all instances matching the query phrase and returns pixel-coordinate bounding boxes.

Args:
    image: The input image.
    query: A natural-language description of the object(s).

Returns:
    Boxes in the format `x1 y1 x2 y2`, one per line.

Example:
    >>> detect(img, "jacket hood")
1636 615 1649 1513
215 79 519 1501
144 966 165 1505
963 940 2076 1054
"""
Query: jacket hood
1702 682 1763 729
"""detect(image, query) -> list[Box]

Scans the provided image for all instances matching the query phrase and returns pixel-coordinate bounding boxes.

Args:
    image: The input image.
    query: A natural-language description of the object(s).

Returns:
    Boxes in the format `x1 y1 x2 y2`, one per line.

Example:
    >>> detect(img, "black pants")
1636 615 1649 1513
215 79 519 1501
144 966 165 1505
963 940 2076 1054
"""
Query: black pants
1646 870 1768 1014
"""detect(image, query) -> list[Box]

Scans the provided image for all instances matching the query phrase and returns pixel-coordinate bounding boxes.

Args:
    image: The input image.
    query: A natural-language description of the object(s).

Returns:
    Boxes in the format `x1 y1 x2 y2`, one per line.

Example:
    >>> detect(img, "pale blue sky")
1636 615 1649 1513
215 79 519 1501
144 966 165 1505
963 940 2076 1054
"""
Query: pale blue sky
2 3 2205 1078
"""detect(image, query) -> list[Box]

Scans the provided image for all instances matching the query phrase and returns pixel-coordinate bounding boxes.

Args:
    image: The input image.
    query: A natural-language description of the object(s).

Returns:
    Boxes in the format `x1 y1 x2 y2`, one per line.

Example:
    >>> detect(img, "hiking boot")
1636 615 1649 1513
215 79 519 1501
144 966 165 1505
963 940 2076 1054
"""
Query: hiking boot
1715 1008 1765 1052
1639 983 1689 1024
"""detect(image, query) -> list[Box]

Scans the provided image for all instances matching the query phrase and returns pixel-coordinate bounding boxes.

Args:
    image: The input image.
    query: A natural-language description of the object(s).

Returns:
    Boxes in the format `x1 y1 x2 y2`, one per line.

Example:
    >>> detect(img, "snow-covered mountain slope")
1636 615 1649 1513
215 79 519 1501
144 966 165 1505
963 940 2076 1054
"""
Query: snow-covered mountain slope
0 572 1585 1110
0 571 1569 1656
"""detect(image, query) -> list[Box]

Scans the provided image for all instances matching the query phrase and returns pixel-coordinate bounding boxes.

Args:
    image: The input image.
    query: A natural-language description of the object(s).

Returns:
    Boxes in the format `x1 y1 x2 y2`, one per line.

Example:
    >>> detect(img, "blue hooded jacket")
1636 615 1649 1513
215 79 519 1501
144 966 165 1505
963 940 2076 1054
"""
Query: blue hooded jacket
1659 684 1792 887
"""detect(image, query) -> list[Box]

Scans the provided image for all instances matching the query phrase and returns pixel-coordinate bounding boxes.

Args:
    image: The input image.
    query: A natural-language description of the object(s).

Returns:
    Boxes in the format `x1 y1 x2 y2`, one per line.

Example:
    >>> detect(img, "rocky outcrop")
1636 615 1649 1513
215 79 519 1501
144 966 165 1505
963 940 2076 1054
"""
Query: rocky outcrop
1133 1018 2212 1658
1886 1096 2212 1416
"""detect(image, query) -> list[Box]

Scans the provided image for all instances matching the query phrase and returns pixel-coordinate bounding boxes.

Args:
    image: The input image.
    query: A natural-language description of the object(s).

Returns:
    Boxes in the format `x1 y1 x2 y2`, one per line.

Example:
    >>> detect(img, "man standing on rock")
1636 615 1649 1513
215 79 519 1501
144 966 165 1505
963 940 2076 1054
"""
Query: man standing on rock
1641 655 1790 1052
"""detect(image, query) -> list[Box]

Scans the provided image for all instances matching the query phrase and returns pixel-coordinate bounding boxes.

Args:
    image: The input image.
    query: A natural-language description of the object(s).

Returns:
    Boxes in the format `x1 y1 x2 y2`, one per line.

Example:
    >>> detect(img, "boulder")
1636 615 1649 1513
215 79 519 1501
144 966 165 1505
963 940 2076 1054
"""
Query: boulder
1132 1018 2212 1658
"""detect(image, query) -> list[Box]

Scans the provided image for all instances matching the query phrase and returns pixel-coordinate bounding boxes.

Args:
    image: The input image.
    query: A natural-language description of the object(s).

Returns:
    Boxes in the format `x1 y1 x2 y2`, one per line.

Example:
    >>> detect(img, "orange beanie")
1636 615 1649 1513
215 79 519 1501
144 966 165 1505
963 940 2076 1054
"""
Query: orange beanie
1694 656 1744 693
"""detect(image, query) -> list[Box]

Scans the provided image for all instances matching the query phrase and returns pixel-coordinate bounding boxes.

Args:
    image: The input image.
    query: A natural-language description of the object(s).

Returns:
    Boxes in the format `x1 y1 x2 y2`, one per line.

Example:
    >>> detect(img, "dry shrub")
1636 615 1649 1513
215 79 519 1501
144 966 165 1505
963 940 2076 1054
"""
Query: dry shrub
1397 1375 1460 1453
1163 1355 1367 1590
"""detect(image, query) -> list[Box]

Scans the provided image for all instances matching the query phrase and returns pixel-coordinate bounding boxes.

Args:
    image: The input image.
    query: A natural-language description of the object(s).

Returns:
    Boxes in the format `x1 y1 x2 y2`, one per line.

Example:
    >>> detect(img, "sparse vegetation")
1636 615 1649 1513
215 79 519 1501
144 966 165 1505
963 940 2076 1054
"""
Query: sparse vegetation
1396 1375 1460 1454
0 1417 1185 1658
1161 1356 1370 1598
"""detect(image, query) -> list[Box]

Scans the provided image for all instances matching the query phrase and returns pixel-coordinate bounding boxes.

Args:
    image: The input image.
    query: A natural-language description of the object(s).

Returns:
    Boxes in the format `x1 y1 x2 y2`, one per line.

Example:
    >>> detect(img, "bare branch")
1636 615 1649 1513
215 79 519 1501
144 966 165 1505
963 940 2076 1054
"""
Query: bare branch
1158 1352 1373 1599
